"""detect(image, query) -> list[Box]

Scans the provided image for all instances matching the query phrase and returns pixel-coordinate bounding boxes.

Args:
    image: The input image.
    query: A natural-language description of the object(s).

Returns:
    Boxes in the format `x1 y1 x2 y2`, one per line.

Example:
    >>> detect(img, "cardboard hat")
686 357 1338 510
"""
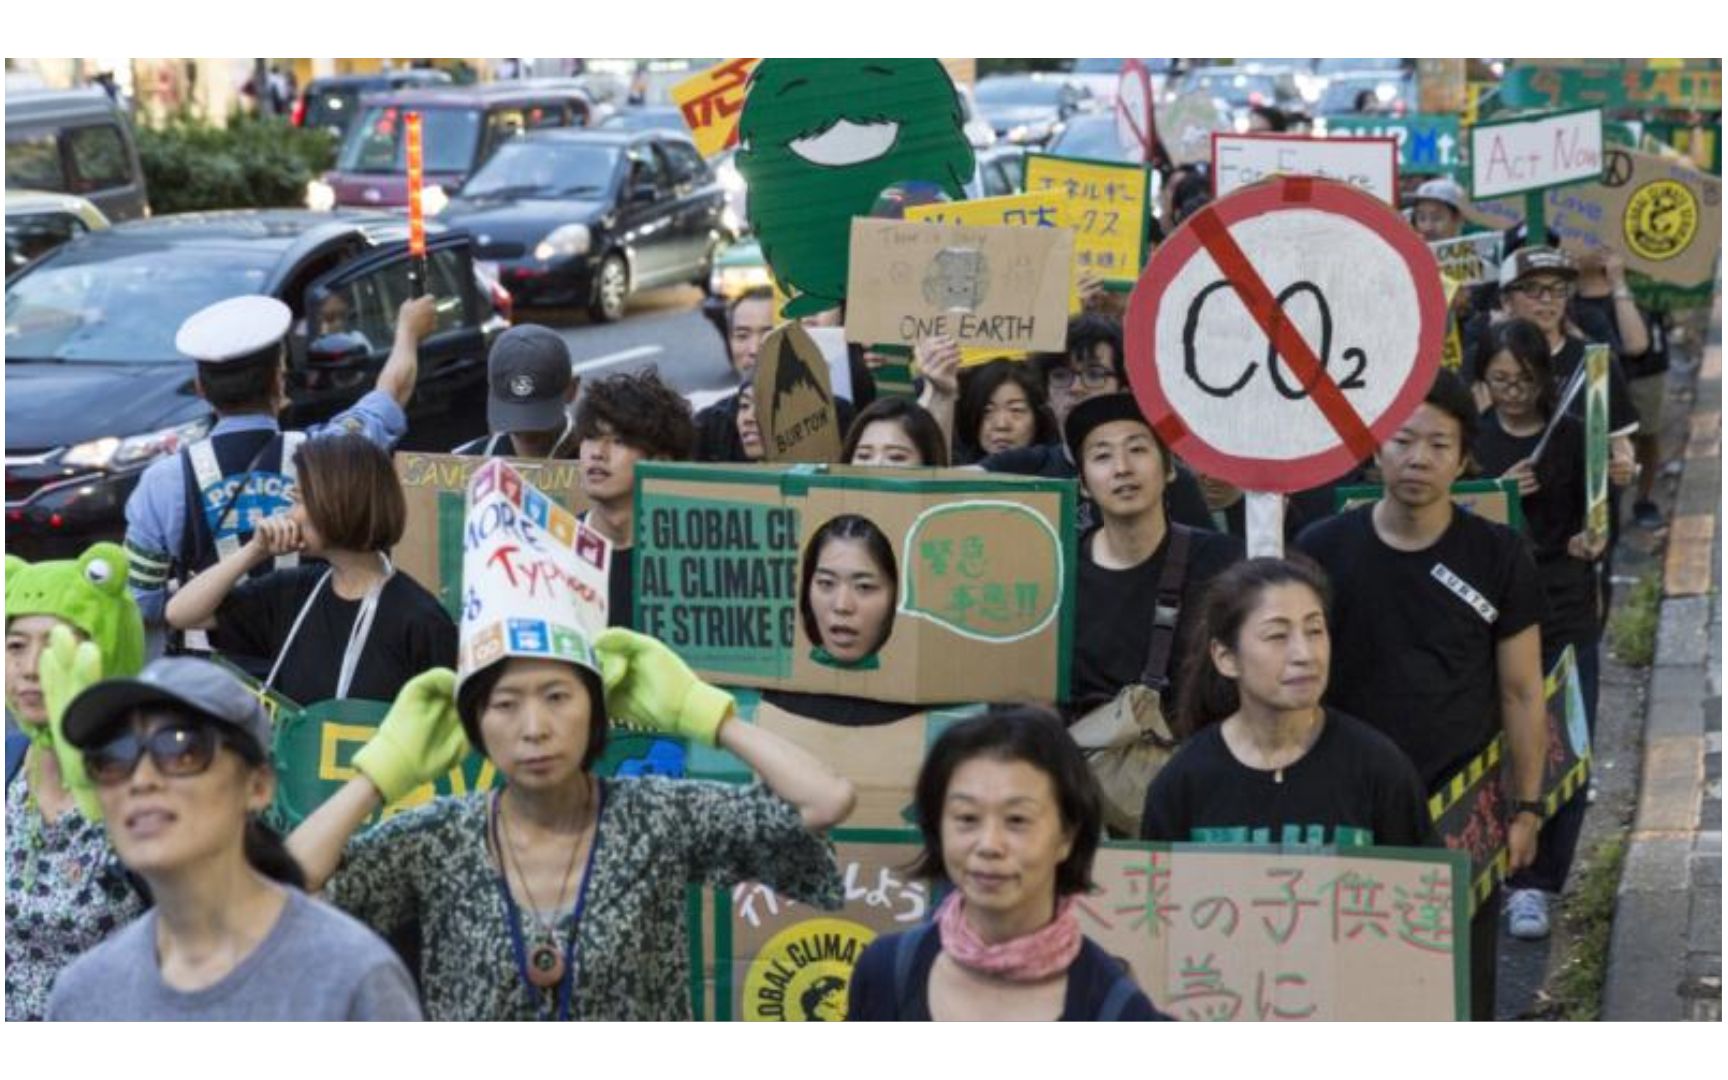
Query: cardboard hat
456 459 611 704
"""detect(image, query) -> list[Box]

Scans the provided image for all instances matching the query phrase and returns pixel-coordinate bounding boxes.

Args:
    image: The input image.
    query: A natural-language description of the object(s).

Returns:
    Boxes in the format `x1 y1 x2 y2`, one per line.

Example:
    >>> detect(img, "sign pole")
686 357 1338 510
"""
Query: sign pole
405 110 428 299
1524 189 1546 245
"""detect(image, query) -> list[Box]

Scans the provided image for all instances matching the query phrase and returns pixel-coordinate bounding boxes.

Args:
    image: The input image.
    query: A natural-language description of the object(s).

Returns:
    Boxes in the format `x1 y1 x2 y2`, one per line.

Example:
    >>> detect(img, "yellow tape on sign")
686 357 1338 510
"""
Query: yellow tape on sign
1024 154 1150 288
672 58 760 158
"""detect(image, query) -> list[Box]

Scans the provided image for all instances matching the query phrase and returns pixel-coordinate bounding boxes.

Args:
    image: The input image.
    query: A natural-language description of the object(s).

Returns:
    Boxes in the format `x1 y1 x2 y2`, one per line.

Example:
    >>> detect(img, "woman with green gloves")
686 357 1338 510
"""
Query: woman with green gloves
288 627 857 1020
5 543 148 1020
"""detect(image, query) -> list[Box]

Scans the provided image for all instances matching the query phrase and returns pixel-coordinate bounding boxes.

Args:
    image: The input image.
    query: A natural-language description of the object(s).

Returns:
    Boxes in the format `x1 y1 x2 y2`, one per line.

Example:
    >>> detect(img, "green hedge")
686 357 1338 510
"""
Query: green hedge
137 112 338 214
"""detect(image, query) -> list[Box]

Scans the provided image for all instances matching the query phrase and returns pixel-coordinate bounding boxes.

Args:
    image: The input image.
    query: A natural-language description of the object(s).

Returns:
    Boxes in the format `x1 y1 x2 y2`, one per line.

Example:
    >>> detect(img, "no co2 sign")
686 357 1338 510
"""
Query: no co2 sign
1125 176 1445 493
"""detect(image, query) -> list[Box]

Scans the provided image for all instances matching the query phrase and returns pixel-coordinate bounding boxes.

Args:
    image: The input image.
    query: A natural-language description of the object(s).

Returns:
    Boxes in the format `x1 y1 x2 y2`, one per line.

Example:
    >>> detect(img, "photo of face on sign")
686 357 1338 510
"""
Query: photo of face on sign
800 515 899 670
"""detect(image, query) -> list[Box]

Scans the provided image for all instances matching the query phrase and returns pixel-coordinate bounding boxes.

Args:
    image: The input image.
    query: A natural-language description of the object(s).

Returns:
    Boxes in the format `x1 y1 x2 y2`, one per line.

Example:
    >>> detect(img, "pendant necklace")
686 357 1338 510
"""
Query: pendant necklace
492 787 586 990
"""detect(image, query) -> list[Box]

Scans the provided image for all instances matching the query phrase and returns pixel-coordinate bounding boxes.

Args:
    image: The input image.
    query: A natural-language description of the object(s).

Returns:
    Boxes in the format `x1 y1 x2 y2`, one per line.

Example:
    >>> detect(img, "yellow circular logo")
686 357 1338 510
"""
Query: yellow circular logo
1623 180 1699 261
742 917 876 1021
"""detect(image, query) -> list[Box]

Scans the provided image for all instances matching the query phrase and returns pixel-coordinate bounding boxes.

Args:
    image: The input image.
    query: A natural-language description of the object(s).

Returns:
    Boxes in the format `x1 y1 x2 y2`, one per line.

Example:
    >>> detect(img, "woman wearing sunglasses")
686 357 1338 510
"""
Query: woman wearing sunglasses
44 658 422 1020
5 543 146 1021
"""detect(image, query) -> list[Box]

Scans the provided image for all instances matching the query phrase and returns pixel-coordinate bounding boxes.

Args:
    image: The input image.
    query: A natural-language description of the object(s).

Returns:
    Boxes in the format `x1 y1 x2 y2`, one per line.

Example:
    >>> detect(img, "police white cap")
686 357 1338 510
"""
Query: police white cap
175 295 292 365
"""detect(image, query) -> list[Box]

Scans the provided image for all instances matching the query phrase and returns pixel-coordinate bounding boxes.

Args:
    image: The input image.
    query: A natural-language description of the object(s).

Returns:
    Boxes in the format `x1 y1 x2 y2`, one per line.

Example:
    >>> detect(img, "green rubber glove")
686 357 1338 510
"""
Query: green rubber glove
593 628 733 747
38 624 104 820
352 668 468 806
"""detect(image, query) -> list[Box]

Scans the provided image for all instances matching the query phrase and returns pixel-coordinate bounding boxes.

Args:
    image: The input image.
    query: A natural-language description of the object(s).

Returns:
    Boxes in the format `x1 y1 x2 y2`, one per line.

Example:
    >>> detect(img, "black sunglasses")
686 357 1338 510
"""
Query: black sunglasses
84 723 225 787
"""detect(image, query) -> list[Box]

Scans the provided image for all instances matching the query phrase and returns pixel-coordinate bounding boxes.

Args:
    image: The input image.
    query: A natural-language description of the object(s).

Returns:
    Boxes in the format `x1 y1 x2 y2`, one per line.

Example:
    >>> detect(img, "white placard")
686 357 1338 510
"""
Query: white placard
1469 108 1604 199
1213 134 1399 206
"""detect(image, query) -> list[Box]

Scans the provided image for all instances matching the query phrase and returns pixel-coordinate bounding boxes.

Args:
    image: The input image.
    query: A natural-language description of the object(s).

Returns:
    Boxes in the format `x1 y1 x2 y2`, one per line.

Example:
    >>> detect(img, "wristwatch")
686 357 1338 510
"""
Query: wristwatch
1513 799 1545 819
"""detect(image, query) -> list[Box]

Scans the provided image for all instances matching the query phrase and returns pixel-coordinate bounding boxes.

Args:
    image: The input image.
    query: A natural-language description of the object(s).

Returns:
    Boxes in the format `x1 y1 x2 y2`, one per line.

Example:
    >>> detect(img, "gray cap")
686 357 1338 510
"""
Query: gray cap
176 295 292 365
63 657 273 758
488 325 574 434
1408 177 1466 213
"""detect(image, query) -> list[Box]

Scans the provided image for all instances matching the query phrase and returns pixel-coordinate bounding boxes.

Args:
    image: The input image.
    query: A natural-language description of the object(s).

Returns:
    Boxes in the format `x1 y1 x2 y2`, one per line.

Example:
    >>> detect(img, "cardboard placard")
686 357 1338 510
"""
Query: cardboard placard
631 463 1076 704
737 60 976 318
395 453 592 622
1498 64 1723 113
843 218 1074 352
1469 108 1605 200
1024 153 1151 286
1212 133 1400 206
1585 344 1611 546
754 322 842 464
1428 646 1591 912
457 459 609 681
1428 233 1505 287
1158 92 1230 166
1323 114 1463 176
1333 479 1525 531
710 832 1469 1021
1416 59 1468 116
672 58 759 158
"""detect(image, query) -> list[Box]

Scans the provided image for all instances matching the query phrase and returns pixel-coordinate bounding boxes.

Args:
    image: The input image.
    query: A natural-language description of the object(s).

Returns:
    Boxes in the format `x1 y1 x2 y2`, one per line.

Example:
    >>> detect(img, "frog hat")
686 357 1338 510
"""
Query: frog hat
6 542 147 700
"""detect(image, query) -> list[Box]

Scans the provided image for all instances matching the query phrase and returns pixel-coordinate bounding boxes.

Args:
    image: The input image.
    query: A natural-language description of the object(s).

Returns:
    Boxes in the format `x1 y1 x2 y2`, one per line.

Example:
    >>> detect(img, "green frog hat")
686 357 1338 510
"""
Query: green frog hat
6 542 146 683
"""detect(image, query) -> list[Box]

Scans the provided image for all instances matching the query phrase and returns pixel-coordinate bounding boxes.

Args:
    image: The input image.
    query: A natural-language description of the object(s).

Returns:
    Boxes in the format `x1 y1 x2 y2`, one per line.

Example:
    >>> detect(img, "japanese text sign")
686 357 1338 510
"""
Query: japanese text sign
1469 108 1605 199
632 463 1076 704
1025 153 1151 286
672 58 759 158
1213 133 1399 206
904 191 1070 231
844 218 1074 352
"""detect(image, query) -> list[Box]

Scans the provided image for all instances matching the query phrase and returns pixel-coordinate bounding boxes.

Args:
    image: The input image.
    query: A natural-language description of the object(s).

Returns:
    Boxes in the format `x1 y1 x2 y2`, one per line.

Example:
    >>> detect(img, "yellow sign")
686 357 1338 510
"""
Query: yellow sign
742 917 876 1021
1623 179 1700 261
1024 154 1150 288
672 58 759 158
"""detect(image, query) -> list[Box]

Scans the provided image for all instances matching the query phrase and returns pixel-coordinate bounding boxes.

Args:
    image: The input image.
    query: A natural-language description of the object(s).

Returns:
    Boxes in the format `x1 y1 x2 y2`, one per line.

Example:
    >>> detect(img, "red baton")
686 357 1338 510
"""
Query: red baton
406 110 427 297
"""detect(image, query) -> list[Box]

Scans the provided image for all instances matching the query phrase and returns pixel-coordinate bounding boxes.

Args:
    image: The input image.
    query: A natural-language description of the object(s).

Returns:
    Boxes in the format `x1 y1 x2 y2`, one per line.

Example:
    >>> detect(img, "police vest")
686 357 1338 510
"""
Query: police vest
176 428 307 583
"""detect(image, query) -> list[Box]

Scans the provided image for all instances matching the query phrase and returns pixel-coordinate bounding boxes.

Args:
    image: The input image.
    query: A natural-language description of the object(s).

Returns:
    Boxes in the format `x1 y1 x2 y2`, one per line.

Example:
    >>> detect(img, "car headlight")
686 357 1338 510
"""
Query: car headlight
421 184 449 217
63 418 212 470
534 223 592 262
305 178 335 212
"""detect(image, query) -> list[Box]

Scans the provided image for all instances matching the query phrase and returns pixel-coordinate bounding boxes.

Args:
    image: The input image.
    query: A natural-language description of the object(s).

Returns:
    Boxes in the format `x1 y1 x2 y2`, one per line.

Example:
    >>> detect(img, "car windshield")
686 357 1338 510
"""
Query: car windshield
337 105 482 174
305 87 362 132
1047 116 1137 163
6 212 91 277
1320 75 1410 113
6 246 272 362
976 80 1065 107
462 141 619 198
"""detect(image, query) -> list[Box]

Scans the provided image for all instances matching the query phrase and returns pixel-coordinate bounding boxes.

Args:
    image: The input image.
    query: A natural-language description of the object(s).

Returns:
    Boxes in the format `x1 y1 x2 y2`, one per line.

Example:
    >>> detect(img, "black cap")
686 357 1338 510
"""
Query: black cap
1063 393 1154 466
63 657 273 758
487 325 573 434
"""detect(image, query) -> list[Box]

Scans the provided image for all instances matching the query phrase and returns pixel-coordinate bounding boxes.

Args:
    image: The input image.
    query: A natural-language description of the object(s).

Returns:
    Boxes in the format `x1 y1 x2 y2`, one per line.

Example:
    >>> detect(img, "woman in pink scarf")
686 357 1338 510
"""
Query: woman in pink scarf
846 708 1169 1021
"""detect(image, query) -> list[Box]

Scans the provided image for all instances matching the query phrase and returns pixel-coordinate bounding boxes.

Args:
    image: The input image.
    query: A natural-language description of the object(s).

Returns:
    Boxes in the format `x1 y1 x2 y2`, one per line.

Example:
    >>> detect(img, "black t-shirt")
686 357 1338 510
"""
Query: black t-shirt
1295 505 1546 790
979 447 1216 536
1571 293 1667 378
1474 410 1598 648
610 544 635 630
1140 709 1438 847
1071 525 1244 709
213 565 457 706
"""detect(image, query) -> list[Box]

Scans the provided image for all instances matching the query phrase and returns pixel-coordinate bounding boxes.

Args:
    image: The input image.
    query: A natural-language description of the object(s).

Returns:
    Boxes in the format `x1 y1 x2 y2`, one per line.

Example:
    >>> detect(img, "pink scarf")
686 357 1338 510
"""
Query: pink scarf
935 890 1082 983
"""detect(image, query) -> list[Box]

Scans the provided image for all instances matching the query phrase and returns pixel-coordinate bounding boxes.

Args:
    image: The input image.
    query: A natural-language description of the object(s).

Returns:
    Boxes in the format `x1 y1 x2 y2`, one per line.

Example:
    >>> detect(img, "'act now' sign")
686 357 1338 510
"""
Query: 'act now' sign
1469 107 1605 199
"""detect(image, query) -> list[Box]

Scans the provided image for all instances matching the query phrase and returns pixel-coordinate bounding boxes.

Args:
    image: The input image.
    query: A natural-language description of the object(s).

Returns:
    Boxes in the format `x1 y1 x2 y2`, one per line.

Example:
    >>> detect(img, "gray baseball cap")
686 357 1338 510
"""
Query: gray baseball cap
487 325 574 434
62 657 273 758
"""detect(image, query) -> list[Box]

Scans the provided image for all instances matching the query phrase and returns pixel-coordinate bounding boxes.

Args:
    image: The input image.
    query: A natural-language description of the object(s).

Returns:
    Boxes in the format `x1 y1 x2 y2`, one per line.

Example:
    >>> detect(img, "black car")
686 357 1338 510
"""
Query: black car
292 69 454 140
5 209 499 560
974 75 1093 147
439 128 725 321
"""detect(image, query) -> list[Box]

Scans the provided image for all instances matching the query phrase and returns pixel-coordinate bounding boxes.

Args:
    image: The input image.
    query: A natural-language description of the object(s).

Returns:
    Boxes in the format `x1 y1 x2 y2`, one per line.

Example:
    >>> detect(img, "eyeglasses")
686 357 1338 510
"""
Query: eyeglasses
1485 374 1538 392
1509 283 1572 302
84 724 221 786
1048 365 1117 390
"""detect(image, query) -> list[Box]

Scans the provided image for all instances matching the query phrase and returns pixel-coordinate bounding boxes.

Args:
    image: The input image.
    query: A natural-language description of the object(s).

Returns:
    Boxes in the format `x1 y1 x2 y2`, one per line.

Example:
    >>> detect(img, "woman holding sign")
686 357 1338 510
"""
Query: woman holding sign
847 708 1167 1021
286 629 855 1020
165 434 455 708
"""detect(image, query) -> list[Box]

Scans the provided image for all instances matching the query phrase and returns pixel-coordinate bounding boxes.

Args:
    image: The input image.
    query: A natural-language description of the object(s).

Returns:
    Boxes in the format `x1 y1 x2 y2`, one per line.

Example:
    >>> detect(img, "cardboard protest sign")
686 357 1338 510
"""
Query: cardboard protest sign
737 60 976 318
1116 59 1157 164
1429 646 1591 912
1158 92 1230 166
1498 64 1723 113
457 460 608 682
1585 344 1611 546
1024 153 1150 287
1334 479 1525 531
1469 108 1605 200
843 218 1074 352
1416 58 1468 116
1213 133 1399 206
1323 114 1462 176
707 832 1469 1021
1428 232 1505 286
394 453 591 621
632 463 1076 704
753 322 841 464
672 58 759 158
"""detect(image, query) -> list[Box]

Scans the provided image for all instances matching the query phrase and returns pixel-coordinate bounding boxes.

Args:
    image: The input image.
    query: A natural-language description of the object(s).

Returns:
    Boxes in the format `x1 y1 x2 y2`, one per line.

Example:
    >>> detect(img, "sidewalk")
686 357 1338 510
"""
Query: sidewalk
1602 299 1722 1022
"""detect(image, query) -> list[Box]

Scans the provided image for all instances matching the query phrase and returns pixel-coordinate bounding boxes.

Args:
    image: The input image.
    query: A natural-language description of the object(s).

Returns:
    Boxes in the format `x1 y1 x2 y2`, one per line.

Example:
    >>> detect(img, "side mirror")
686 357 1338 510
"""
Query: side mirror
307 331 372 369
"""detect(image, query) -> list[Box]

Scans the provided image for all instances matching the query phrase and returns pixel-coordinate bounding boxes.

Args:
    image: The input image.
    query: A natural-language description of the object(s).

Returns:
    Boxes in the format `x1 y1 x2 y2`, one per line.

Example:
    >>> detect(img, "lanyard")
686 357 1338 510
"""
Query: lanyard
488 786 604 1022
263 554 394 700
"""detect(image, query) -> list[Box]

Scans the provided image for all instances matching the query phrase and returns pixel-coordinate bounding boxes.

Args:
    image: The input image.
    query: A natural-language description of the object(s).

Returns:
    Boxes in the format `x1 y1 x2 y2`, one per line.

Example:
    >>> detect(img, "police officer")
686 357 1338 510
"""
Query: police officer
124 293 436 651
451 324 579 458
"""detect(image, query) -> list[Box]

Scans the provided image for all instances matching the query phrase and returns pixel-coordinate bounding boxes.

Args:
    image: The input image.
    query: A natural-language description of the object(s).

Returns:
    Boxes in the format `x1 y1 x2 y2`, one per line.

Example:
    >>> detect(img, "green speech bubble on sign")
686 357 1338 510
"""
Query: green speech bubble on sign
899 501 1062 643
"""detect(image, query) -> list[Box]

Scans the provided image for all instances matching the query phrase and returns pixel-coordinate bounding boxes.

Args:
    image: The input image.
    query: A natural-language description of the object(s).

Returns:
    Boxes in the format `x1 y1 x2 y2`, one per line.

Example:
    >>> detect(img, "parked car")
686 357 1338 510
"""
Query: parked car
4 209 498 559
310 81 601 212
1316 70 1418 116
291 69 454 141
974 75 1093 147
5 87 149 222
1045 113 1140 164
438 128 725 322
598 105 689 134
1176 66 1303 112
6 189 109 278
977 144 1028 196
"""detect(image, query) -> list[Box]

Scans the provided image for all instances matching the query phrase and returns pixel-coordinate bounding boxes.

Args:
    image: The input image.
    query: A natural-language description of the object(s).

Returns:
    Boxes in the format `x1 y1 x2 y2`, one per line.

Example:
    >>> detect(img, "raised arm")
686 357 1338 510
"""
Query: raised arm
163 516 298 630
372 296 439 410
